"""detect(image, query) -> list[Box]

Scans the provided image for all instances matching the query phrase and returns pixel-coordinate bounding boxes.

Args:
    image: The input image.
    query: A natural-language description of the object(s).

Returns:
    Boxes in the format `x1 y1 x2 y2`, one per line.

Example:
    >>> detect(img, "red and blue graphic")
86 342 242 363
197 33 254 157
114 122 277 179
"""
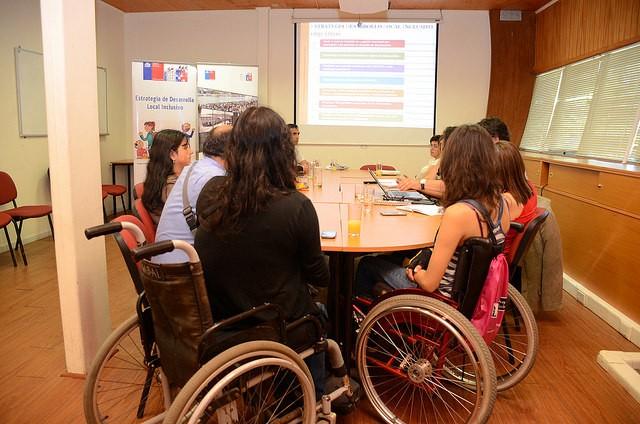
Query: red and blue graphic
204 70 216 80
245 73 253 82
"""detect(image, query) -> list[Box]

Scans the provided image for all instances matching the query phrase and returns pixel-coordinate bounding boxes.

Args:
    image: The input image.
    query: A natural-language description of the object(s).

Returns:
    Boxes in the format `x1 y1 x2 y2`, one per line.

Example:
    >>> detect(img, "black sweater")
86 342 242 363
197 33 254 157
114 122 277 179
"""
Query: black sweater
194 177 329 323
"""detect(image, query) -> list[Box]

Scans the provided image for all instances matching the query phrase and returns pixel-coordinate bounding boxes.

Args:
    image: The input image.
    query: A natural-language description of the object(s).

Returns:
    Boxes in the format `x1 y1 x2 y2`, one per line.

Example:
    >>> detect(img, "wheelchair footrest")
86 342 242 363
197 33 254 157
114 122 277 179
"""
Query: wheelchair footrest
324 375 361 416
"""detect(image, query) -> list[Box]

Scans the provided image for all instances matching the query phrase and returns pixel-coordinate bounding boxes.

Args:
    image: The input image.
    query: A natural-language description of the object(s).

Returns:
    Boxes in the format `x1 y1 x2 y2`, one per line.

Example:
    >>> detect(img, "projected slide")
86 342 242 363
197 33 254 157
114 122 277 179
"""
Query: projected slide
300 22 437 129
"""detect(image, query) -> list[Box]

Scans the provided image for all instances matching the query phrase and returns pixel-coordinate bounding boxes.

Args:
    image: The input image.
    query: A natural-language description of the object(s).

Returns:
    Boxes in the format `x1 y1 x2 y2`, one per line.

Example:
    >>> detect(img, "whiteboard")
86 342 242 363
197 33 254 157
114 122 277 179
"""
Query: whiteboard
14 47 108 137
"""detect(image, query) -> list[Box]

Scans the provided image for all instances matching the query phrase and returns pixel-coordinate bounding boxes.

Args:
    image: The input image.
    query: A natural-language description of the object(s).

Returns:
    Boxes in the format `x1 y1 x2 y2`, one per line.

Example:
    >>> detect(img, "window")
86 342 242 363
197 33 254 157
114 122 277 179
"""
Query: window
521 42 640 164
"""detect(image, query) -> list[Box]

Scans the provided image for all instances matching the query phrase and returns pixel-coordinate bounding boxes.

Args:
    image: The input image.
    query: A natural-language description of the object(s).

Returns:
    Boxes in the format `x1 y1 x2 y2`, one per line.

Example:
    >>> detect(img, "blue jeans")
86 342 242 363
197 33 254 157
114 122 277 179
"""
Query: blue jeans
355 255 418 296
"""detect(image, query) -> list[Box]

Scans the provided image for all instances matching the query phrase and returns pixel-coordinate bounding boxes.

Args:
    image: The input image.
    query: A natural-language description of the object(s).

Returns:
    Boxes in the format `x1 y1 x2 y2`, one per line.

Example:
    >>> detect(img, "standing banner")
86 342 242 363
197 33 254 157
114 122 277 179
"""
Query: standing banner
132 61 197 183
196 64 259 152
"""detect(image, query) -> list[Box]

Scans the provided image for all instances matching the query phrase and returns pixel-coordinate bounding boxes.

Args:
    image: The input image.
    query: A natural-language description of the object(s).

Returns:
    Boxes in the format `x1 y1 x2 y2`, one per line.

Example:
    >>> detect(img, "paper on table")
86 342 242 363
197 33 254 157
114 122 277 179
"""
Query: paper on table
396 204 443 216
377 178 398 188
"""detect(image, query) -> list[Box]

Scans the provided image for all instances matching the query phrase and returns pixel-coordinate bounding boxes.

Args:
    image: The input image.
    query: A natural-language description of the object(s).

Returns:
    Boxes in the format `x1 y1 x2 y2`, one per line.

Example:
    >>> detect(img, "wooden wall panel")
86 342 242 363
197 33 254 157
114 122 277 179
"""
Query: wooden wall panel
486 10 536 146
545 189 640 323
535 0 640 72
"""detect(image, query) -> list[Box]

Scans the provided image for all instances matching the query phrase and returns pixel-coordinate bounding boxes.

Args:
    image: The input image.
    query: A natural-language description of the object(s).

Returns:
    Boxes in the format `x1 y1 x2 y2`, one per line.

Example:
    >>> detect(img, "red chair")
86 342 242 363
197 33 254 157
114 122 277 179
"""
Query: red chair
0 171 53 265
359 164 396 171
134 198 156 243
0 212 17 267
102 184 127 216
506 208 550 281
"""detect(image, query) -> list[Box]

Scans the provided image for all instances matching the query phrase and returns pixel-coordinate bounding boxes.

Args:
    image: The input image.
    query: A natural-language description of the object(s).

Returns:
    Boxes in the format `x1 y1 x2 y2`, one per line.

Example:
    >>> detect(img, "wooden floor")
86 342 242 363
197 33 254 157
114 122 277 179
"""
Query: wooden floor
1 237 639 423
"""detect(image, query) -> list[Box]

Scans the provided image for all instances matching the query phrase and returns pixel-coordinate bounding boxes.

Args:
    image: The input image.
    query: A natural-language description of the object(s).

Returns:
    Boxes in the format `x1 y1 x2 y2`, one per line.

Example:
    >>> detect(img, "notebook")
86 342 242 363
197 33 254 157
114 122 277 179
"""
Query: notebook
368 169 429 202
396 204 443 216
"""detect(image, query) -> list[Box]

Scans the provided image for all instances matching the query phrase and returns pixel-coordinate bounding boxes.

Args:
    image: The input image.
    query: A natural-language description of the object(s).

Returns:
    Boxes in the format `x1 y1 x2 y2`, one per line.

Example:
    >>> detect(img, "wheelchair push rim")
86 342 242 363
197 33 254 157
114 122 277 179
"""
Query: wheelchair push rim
356 294 497 424
164 340 316 424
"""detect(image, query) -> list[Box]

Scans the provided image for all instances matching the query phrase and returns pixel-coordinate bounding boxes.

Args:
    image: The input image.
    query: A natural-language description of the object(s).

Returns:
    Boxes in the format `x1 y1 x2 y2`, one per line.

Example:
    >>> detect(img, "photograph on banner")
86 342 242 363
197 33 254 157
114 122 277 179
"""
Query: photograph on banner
196 64 258 151
132 61 198 182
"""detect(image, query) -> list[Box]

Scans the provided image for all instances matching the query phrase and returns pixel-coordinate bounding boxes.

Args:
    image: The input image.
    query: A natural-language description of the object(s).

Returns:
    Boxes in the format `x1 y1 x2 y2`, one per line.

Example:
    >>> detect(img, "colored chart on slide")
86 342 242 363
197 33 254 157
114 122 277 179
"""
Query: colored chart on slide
306 23 437 128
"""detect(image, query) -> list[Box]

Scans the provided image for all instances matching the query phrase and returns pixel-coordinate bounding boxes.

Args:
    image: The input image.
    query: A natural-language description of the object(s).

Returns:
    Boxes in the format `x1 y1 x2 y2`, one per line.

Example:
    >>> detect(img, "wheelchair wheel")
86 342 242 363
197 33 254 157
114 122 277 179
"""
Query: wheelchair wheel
356 294 497 424
84 314 167 423
164 340 316 424
490 284 539 391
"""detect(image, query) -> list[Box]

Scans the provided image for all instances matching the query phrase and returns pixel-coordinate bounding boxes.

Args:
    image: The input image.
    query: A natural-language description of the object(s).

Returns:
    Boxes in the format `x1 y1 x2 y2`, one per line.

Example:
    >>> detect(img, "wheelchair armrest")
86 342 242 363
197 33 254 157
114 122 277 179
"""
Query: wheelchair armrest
286 314 324 341
198 303 287 364
510 221 525 233
85 222 122 239
371 287 458 309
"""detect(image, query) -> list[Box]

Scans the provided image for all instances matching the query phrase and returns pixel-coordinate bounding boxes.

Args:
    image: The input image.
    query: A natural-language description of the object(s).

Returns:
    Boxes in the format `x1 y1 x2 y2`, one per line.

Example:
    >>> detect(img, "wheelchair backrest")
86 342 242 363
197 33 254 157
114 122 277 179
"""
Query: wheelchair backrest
507 207 549 280
452 237 500 319
139 260 214 387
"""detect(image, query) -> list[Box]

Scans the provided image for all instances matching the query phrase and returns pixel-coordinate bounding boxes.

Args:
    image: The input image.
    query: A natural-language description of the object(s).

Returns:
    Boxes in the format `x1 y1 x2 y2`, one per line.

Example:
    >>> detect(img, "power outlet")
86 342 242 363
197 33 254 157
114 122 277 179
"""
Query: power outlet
576 289 586 305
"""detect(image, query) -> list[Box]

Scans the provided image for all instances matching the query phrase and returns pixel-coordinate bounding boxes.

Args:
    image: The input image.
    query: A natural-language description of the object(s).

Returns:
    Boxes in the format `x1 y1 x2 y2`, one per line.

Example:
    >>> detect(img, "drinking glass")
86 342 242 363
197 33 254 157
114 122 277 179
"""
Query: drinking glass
313 165 323 187
348 203 362 237
363 186 374 214
375 161 383 176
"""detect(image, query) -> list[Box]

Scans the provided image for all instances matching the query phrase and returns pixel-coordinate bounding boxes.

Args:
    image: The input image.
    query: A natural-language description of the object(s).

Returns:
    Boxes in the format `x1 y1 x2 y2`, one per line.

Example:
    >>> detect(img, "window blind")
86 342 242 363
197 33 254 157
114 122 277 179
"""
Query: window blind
546 57 600 153
521 41 640 164
520 69 562 152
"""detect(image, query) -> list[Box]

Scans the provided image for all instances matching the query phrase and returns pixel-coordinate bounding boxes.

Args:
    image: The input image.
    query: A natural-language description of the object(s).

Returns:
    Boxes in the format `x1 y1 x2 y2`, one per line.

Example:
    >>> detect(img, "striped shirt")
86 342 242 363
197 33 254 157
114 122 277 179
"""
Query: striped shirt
438 199 506 298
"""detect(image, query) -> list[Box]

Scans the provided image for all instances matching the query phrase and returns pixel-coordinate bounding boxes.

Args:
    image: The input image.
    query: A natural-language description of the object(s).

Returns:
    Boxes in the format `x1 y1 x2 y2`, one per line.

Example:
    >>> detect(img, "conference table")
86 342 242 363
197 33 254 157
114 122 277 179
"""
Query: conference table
302 169 442 364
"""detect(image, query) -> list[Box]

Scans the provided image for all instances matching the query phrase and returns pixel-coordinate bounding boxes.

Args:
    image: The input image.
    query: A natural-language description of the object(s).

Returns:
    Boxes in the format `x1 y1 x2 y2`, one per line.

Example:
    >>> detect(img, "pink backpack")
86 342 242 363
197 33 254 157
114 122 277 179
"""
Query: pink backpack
462 200 510 344
471 252 509 343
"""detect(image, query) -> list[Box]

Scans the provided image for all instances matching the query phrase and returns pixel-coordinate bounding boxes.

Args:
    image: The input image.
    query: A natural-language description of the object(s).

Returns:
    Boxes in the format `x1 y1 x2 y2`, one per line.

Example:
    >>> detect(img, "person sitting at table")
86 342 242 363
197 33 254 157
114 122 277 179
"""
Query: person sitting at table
355 124 513 297
396 125 457 198
152 125 231 264
478 116 510 143
195 106 329 396
495 140 538 257
142 129 192 225
288 123 310 174
417 134 442 180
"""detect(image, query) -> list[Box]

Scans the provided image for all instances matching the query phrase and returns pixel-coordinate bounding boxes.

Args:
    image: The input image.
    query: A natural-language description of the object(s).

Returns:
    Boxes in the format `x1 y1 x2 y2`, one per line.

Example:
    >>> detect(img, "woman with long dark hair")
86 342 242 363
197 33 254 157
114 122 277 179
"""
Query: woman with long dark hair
495 141 537 257
195 106 329 396
195 105 328 322
141 129 191 224
356 125 515 297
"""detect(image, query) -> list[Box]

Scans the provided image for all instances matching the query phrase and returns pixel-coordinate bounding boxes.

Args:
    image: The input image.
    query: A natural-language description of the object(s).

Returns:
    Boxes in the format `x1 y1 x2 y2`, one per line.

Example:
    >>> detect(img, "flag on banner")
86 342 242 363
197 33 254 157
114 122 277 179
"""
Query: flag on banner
245 73 253 81
205 70 216 80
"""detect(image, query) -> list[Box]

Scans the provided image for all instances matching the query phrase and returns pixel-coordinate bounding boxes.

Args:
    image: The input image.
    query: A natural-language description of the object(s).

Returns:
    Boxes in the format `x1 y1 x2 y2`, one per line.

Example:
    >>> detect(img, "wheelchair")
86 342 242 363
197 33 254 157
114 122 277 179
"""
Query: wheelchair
84 220 355 424
351 210 547 424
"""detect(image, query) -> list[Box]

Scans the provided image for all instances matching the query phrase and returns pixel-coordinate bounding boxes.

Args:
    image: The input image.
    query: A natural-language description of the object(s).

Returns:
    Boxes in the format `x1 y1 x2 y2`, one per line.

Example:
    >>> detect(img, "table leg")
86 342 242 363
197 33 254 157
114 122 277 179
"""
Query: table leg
111 164 116 215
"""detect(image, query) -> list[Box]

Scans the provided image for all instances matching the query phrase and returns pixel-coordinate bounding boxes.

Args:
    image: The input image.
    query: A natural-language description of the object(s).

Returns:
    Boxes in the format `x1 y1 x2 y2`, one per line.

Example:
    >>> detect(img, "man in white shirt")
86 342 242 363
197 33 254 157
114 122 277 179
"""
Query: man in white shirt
417 134 442 179
153 124 231 263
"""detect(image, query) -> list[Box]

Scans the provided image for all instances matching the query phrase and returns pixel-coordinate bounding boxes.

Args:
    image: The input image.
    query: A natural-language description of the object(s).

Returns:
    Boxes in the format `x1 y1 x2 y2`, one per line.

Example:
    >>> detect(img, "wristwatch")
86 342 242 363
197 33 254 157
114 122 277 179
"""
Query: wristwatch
420 179 426 191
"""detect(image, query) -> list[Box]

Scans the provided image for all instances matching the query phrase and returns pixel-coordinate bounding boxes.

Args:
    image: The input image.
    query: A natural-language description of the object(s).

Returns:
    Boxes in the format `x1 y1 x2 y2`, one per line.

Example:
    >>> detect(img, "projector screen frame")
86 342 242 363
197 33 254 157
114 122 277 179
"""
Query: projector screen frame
293 20 439 147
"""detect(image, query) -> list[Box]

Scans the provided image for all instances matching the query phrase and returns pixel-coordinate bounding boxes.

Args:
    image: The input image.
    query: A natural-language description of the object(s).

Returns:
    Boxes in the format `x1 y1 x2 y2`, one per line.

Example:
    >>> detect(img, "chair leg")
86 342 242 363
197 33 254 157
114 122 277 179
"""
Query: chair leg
3 227 17 267
11 219 27 266
47 214 55 240
119 194 127 214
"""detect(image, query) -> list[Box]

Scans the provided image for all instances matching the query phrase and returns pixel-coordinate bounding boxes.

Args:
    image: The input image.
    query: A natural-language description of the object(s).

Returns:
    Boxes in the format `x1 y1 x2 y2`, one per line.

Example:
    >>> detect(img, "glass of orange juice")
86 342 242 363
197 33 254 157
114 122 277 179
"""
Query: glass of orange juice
348 203 362 237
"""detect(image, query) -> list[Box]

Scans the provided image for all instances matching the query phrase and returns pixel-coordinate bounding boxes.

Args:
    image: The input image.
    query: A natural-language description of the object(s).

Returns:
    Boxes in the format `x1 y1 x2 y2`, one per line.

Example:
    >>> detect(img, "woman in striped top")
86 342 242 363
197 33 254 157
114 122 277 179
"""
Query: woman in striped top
355 124 515 297
407 124 512 296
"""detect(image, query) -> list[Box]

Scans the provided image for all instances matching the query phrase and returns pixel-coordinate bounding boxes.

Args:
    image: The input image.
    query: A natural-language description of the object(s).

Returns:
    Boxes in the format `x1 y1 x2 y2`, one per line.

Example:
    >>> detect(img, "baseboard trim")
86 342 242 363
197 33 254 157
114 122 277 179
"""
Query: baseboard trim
0 230 52 253
597 350 640 404
563 274 640 347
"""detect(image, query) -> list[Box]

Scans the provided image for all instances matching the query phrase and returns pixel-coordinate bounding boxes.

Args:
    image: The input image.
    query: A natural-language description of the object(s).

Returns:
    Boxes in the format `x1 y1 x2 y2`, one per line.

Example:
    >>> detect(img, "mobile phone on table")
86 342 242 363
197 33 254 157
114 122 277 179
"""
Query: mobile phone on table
379 210 407 216
321 230 337 239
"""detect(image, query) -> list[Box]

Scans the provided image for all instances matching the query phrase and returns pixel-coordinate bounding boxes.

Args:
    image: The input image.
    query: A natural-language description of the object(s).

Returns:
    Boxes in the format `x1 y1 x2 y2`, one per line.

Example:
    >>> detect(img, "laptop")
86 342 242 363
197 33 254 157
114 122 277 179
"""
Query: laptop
368 170 433 203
